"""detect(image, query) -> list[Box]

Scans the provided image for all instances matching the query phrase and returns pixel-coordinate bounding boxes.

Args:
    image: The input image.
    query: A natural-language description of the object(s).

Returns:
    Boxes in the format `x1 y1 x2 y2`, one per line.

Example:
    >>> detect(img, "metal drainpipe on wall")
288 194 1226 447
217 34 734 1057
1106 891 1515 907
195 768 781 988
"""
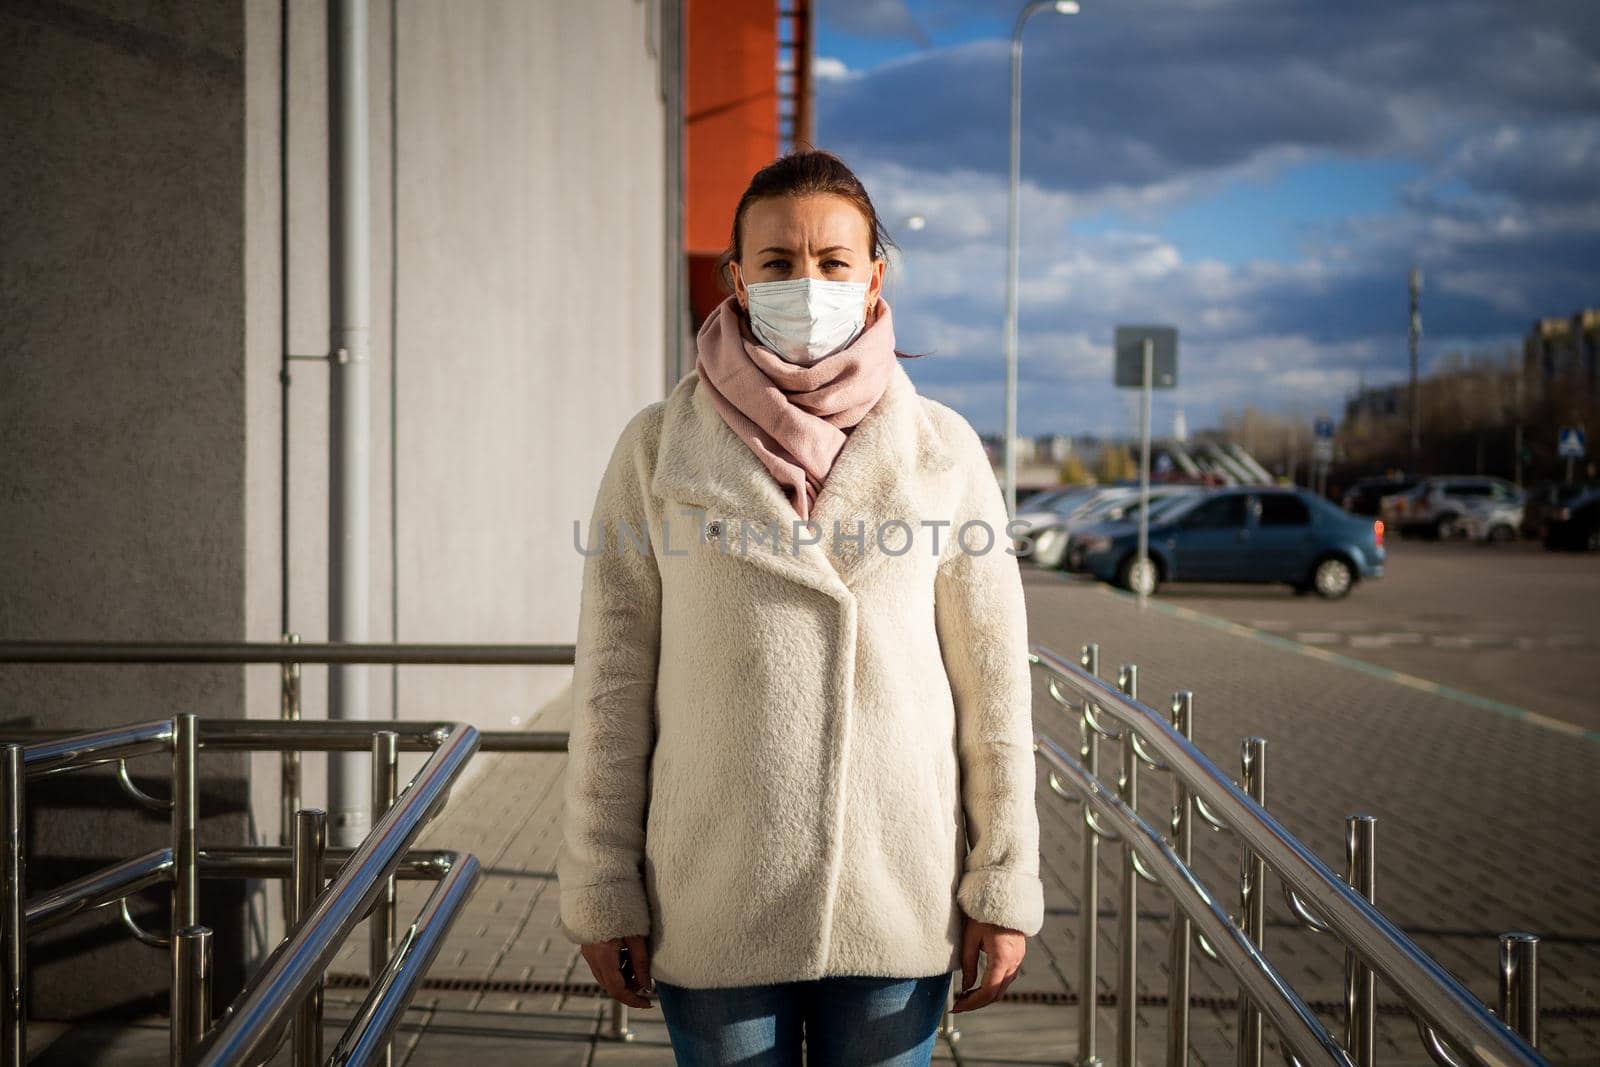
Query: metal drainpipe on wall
328 0 374 848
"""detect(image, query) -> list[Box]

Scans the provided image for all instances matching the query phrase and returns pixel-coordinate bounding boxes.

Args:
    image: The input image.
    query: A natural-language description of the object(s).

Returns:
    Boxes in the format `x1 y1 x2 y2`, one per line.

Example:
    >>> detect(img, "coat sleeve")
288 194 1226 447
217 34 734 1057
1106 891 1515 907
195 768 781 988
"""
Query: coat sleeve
556 411 662 945
933 428 1045 937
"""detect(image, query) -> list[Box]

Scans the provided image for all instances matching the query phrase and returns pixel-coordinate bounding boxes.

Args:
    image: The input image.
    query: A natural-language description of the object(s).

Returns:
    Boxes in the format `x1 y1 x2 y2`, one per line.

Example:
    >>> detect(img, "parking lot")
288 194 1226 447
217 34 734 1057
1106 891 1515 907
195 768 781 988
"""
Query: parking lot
1035 537 1600 734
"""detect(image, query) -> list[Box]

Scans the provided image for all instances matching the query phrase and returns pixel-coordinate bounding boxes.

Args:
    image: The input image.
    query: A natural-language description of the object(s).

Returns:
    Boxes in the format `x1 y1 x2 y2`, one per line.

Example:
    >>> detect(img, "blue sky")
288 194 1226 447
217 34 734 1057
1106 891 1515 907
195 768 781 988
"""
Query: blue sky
813 0 1600 438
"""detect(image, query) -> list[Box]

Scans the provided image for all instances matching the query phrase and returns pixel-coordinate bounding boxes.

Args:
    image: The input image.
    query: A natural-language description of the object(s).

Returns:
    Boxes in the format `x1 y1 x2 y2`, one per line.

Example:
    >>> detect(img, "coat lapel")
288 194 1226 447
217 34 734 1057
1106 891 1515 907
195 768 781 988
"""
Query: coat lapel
650 361 957 597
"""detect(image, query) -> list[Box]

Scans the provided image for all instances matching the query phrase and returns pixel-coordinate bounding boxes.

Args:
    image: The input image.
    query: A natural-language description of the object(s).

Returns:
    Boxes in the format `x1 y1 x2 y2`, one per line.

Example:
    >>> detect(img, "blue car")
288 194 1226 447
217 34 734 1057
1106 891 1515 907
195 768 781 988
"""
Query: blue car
1075 486 1386 599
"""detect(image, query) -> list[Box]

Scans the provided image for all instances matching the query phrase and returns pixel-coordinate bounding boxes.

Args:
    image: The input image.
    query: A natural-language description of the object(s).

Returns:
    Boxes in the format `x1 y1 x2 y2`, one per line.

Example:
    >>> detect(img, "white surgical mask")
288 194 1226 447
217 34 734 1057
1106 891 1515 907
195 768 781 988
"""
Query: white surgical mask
743 277 869 365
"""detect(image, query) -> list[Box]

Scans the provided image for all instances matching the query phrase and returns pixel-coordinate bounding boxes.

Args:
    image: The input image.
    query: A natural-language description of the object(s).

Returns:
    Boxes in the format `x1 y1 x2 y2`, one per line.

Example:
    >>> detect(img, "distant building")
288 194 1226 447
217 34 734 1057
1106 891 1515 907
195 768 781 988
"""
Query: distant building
1523 308 1599 417
1034 433 1073 463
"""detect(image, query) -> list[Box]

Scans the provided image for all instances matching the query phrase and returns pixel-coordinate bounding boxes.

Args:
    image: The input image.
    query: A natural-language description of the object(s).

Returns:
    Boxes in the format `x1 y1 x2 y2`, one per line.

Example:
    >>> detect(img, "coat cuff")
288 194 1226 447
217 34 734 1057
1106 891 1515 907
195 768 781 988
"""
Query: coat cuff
957 865 1045 937
558 879 651 945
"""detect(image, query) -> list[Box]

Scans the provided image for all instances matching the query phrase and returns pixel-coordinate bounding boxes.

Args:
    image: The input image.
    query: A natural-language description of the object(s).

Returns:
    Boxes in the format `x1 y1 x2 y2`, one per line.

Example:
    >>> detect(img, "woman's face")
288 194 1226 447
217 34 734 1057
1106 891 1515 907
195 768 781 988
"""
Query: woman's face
730 193 885 319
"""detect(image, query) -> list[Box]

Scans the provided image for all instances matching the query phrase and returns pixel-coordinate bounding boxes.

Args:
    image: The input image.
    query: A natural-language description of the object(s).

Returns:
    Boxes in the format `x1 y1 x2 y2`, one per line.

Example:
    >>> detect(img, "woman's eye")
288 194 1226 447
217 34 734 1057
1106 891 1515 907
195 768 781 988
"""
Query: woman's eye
762 260 789 271
824 260 848 269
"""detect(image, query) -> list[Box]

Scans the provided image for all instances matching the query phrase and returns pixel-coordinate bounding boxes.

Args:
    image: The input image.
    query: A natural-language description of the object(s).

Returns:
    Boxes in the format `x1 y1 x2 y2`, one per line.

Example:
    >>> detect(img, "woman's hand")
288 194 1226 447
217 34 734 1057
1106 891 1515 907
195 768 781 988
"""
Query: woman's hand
950 916 1025 1013
579 934 656 1009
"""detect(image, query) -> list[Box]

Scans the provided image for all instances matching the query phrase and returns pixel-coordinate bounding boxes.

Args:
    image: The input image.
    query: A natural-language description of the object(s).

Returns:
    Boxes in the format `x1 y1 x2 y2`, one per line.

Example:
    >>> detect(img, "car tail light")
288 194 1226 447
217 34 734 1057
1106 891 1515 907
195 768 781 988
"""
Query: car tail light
1373 519 1385 549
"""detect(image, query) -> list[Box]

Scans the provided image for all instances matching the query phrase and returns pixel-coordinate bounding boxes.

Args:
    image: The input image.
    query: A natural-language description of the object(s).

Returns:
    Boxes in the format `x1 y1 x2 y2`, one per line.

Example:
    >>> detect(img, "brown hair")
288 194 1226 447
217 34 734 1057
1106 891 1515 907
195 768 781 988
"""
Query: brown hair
717 147 924 358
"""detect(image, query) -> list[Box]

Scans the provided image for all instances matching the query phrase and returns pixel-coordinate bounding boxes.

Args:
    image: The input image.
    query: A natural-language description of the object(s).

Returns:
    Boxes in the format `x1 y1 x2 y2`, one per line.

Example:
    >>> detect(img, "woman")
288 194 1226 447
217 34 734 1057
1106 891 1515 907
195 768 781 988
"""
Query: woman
556 149 1043 1066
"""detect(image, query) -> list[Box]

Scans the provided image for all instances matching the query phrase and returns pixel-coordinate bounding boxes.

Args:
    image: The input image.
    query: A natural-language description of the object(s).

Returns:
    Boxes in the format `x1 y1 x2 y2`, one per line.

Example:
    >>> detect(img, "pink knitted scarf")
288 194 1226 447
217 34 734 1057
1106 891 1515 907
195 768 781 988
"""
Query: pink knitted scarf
694 293 898 522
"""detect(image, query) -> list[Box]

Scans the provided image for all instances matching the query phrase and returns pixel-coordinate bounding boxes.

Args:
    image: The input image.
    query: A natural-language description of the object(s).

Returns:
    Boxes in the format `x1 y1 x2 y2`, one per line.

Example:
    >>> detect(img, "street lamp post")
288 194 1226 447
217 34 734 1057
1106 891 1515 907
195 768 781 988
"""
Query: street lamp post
1004 0 1080 517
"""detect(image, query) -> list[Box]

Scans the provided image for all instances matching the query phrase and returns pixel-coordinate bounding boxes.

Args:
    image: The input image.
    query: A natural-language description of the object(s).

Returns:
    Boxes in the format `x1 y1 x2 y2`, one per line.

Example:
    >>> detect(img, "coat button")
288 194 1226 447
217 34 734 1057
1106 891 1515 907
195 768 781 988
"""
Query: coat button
705 519 721 539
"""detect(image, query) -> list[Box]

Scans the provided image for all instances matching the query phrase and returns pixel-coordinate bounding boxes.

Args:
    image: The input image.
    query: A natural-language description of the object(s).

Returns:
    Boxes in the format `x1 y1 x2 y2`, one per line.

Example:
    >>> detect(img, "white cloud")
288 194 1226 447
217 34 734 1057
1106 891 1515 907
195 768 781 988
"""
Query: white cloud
813 56 854 82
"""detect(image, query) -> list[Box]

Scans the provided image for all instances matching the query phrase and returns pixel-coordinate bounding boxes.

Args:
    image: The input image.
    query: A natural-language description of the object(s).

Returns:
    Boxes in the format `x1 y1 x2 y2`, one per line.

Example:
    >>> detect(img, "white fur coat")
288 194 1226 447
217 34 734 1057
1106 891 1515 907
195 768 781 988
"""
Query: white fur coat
556 360 1043 988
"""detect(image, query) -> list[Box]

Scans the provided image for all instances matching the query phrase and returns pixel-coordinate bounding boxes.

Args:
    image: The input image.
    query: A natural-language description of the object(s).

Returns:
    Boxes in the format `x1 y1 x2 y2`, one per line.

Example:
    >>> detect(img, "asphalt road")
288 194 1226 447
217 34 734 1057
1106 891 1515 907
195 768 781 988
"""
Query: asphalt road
1030 537 1600 734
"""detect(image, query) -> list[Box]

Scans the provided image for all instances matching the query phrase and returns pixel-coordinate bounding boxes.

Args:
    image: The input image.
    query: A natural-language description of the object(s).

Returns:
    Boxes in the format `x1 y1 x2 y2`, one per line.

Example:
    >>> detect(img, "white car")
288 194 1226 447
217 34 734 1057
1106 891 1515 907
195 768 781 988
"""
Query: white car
1029 486 1204 569
1457 497 1524 542
1011 486 1102 559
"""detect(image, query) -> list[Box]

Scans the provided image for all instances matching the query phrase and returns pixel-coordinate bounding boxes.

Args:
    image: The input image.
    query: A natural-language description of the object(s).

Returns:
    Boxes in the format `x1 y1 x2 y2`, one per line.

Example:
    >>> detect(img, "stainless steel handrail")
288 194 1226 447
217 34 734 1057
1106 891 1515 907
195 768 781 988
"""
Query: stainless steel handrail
24 849 174 933
1030 643 1544 1067
0 640 575 665
186 721 480 1065
21 720 175 776
1036 733 1354 1066
327 853 482 1066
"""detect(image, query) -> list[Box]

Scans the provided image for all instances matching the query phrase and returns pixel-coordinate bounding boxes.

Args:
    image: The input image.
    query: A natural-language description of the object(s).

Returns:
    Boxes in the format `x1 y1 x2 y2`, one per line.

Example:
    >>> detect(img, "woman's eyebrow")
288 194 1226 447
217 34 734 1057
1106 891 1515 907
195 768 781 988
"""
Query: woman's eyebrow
756 245 794 256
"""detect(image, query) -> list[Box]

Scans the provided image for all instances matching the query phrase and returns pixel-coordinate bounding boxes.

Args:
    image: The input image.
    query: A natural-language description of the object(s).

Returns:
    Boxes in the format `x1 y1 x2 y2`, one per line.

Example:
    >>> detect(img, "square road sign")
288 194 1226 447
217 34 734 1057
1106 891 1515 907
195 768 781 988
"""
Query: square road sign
1114 326 1178 389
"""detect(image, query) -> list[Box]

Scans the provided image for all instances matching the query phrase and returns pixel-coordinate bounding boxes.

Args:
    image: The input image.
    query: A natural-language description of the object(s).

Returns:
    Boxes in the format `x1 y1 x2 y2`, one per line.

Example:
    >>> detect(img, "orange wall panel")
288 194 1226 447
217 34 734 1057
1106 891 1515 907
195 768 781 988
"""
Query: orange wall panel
686 0 780 258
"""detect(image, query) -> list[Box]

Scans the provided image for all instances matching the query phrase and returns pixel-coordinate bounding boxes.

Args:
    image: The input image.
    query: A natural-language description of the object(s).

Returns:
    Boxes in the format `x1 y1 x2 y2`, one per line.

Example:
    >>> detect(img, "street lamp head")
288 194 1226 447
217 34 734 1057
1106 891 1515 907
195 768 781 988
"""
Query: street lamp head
1054 1 1081 13
904 215 926 232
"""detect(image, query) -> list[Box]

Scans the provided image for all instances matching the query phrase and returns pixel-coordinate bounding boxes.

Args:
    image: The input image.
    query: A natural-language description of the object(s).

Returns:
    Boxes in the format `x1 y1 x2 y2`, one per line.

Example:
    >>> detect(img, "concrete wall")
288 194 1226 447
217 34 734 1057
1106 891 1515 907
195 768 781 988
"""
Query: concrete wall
0 0 254 1018
245 0 671 946
2 0 674 1018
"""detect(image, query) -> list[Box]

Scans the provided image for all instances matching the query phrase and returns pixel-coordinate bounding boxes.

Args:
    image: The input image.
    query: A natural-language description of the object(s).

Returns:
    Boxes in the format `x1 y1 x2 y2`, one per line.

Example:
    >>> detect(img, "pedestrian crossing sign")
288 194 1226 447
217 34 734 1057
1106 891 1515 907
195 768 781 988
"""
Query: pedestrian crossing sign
1558 427 1586 459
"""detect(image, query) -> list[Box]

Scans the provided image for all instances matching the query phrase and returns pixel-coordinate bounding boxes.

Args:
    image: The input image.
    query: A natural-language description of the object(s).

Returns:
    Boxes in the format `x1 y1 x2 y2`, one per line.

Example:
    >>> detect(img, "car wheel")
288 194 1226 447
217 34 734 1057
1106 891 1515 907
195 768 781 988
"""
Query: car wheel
1434 514 1460 540
1587 525 1600 553
1117 554 1160 596
1033 528 1065 569
1310 556 1355 599
1488 524 1515 544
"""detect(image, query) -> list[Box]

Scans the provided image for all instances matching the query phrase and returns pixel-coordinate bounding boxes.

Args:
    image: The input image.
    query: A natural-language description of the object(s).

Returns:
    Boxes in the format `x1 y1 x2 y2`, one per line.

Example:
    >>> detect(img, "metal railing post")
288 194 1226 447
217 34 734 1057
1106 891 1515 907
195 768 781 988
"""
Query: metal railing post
173 924 213 1060
173 713 199 930
1167 691 1195 1067
369 730 399 1067
1238 738 1266 1067
1344 814 1376 1066
1498 932 1539 1048
1116 664 1140 1067
173 710 203 1067
292 808 327 1066
1078 642 1102 1067
281 633 303 926
1 746 23 1067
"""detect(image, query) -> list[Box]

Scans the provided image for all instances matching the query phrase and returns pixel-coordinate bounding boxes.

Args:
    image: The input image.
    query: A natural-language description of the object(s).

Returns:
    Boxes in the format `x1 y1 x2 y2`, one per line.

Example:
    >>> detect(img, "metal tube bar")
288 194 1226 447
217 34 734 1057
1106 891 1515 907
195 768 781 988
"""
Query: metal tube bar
281 632 303 928
1344 815 1376 1066
326 855 481 1067
24 849 173 933
1137 335 1153 608
369 731 399 1067
189 724 479 1066
291 809 328 1067
172 924 213 1063
1 746 24 1067
1078 643 1102 1066
1117 664 1139 1067
0 640 576 665
202 718 564 754
173 713 199 929
7 719 563 755
1167 691 1195 1067
1027 645 1541 1066
1498 933 1539 1048
1035 734 1353 1066
20 720 174 777
198 846 455 882
1238 738 1266 1067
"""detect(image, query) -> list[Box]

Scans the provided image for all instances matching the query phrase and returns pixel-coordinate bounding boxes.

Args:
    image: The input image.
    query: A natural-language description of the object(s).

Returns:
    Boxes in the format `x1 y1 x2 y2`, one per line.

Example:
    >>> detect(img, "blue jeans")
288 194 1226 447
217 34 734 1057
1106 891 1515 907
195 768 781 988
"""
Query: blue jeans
654 972 953 1067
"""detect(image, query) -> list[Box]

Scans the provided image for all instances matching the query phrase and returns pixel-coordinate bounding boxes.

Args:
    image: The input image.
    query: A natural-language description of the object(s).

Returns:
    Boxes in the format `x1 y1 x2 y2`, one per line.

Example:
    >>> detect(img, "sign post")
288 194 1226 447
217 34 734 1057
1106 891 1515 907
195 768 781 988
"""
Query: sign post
1313 417 1335 498
1114 326 1178 608
1558 426 1586 483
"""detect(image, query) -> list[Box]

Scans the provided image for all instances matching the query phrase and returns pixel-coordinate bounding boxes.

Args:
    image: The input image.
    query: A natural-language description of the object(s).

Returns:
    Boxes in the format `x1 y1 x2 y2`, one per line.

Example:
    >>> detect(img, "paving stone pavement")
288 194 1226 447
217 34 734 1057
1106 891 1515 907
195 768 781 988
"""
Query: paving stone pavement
302 575 1597 1064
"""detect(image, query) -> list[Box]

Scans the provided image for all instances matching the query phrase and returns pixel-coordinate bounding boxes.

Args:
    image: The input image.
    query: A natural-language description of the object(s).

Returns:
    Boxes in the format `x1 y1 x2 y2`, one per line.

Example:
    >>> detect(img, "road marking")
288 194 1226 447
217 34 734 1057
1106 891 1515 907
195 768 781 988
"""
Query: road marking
1093 584 1600 745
